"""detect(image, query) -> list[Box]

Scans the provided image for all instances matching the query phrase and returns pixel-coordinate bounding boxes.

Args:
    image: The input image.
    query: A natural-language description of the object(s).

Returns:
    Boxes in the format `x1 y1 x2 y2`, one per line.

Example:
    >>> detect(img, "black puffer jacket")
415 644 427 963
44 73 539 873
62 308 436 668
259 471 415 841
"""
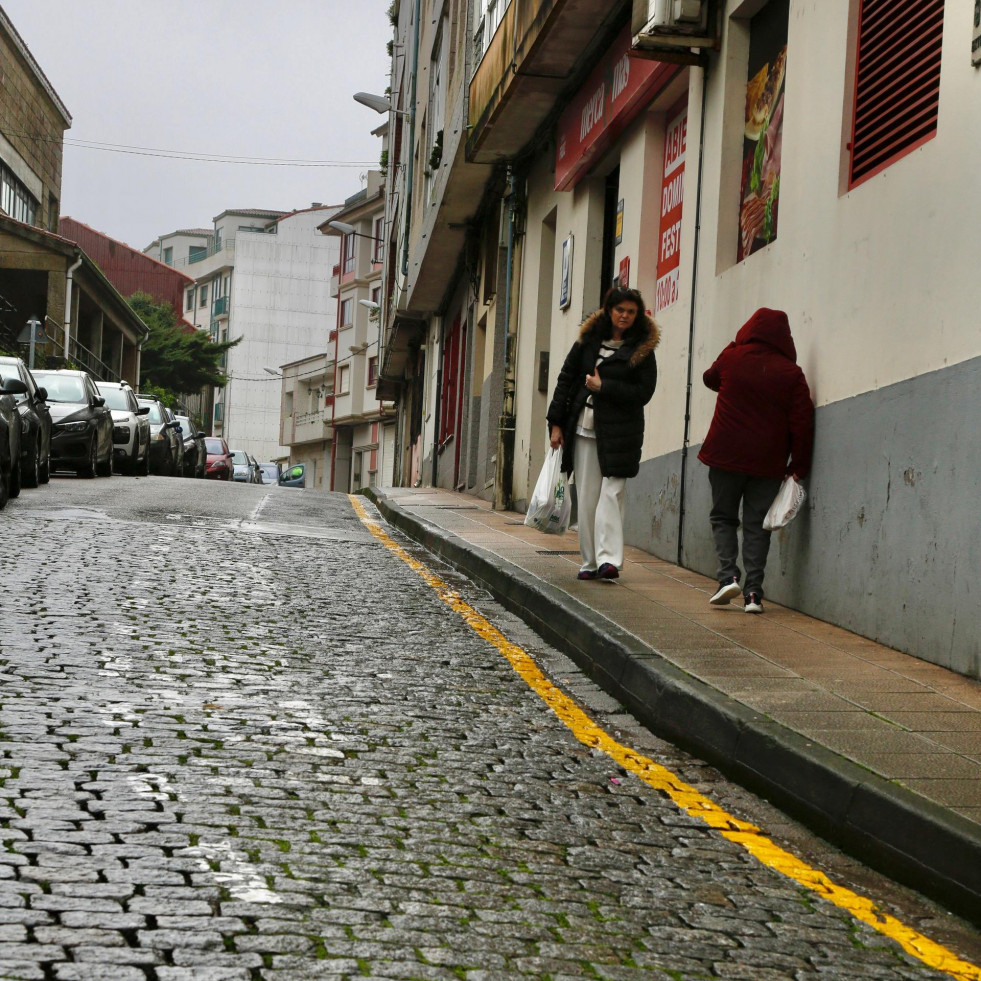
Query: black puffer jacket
546 309 659 478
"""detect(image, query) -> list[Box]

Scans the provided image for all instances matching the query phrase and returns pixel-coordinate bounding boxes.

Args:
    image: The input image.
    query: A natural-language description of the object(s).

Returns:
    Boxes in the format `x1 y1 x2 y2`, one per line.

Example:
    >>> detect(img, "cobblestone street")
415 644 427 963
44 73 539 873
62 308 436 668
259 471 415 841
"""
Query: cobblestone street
0 479 977 980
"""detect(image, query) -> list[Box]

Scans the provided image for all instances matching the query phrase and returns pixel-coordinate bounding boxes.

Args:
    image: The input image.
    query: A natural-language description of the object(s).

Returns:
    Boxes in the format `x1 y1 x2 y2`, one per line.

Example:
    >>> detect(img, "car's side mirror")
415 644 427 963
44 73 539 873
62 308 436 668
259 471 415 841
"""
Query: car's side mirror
196 431 206 438
35 386 48 401
1 379 28 396
92 395 106 407
136 406 150 415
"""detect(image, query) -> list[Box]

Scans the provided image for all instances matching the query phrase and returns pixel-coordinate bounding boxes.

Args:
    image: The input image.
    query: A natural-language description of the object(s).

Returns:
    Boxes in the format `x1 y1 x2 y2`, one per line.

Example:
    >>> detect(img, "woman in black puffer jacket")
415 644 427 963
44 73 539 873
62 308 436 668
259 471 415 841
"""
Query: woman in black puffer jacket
546 287 659 581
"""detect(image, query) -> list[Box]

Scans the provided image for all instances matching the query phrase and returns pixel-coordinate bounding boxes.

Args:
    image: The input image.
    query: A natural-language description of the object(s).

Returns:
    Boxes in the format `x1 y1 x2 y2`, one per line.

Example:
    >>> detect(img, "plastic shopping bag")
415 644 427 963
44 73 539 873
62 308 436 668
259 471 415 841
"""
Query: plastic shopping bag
763 476 807 531
524 447 571 535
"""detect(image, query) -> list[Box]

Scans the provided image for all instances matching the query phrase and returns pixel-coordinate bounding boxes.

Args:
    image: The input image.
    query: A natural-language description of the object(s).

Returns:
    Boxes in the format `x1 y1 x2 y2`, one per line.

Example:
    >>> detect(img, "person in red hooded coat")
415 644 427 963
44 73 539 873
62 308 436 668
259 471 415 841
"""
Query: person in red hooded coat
698 308 813 613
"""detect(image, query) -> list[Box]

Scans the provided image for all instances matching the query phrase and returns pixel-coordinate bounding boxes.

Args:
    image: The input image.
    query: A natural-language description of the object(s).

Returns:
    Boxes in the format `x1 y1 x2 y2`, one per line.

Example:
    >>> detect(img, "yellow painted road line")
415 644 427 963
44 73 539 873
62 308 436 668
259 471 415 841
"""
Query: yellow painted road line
350 496 981 980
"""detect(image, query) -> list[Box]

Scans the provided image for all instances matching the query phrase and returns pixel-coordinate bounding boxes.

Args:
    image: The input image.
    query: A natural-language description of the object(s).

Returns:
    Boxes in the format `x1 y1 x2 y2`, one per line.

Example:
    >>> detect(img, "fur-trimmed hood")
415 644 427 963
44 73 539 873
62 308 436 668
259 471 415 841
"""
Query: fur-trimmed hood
578 308 660 366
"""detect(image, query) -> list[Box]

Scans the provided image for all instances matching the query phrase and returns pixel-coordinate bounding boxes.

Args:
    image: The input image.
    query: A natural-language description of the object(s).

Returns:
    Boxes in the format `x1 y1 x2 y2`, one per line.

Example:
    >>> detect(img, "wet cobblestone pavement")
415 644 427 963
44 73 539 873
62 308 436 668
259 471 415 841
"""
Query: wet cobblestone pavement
0 480 976 979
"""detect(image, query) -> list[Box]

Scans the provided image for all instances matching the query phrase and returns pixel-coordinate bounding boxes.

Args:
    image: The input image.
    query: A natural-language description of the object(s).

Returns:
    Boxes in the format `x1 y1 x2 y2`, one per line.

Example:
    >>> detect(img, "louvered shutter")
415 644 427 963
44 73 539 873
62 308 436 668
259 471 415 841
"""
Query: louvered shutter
849 0 945 188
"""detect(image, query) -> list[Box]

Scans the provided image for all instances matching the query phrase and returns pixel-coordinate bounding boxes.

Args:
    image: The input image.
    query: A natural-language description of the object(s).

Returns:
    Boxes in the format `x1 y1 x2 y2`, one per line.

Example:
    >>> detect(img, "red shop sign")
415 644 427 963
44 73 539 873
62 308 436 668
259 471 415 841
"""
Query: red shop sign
554 26 679 192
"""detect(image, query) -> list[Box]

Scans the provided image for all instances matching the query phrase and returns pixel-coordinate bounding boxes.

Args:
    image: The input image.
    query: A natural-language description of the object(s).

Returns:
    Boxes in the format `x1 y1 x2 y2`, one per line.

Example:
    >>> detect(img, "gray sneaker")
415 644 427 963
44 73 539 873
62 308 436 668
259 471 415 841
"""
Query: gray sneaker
709 578 741 605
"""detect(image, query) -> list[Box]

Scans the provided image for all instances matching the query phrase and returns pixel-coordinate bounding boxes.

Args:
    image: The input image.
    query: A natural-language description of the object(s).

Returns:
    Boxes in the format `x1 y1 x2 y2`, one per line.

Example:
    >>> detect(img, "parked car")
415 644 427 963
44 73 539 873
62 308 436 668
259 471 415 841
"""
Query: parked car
137 396 181 476
257 462 281 485
279 463 306 488
174 415 206 478
32 369 113 478
0 376 26 507
204 436 234 481
0 355 51 487
95 380 150 475
163 406 185 475
231 449 260 483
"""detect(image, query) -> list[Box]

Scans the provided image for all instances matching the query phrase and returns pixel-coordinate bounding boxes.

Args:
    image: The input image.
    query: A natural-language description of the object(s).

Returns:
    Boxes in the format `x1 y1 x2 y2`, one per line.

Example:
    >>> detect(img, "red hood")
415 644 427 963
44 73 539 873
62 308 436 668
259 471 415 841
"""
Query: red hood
734 307 797 362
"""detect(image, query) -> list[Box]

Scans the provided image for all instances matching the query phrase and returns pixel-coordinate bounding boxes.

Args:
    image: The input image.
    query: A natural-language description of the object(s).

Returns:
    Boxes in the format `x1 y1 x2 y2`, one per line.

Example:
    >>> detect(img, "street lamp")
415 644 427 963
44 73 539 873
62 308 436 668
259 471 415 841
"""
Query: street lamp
328 220 384 243
358 300 380 312
353 92 409 116
263 366 282 376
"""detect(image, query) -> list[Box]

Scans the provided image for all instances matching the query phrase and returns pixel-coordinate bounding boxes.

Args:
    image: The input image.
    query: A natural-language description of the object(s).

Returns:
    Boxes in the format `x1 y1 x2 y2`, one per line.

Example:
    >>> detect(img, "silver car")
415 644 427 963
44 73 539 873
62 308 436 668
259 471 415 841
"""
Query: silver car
96 381 151 475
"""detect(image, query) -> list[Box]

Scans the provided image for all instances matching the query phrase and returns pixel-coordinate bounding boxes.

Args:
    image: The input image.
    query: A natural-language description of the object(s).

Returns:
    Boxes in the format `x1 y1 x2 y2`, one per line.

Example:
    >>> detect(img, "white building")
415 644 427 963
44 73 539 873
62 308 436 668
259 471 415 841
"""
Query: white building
152 206 341 460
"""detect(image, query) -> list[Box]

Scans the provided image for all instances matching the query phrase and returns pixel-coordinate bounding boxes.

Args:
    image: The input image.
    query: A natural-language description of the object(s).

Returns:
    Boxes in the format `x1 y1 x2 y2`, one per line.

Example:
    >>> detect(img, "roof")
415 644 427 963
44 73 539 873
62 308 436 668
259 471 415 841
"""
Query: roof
0 215 149 338
270 203 343 225
0 5 72 127
213 208 289 222
59 217 195 285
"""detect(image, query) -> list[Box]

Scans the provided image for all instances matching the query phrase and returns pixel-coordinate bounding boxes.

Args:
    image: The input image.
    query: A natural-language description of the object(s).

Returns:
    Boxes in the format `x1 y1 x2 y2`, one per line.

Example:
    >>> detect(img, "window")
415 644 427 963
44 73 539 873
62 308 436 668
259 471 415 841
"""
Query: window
212 275 222 298
200 284 209 307
425 22 447 203
473 0 512 66
337 364 350 395
373 217 385 263
285 391 294 417
214 401 223 423
343 233 356 275
849 0 944 188
186 289 195 310
340 298 353 326
367 356 379 387
0 161 39 224
371 285 382 306
189 245 206 262
163 247 173 265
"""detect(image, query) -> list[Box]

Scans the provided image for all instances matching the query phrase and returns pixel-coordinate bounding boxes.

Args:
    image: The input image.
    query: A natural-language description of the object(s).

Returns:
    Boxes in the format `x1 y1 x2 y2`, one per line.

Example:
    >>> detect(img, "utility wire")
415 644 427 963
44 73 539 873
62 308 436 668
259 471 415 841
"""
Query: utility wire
8 131 376 168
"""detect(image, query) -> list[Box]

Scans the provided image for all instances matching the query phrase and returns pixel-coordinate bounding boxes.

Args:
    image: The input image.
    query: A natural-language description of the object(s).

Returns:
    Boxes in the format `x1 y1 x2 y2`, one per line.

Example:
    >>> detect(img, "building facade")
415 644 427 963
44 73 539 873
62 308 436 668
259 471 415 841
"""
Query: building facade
0 7 147 380
376 0 981 678
321 171 396 492
151 206 341 460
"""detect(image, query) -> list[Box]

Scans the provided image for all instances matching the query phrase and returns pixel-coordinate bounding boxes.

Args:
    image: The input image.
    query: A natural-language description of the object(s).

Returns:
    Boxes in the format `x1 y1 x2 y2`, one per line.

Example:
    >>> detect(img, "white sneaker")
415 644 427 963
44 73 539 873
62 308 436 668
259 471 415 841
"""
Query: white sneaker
744 593 764 614
709 579 741 605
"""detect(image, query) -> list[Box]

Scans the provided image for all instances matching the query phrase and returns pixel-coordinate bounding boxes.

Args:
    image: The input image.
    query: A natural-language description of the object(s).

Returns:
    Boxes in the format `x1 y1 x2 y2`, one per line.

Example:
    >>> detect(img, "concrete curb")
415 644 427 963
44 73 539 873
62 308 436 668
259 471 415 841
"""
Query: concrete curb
368 489 981 923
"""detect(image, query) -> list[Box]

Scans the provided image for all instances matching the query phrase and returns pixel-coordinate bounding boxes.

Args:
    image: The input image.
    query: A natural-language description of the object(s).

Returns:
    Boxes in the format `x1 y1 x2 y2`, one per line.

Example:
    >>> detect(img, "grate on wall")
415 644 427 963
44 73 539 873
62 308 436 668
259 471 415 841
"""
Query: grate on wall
537 550 581 556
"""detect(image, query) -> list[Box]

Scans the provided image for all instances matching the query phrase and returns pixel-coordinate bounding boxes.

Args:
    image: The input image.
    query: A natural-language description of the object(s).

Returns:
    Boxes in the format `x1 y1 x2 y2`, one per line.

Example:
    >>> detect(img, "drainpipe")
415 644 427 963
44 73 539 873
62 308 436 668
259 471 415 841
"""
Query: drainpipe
400 0 422 280
63 252 83 359
677 65 708 568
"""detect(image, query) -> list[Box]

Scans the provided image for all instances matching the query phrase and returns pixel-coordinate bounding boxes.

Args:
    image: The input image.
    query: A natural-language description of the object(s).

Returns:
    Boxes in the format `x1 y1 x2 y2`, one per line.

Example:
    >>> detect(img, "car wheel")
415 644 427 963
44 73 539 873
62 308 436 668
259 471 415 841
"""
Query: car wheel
22 437 40 489
8 455 21 497
97 443 113 477
39 442 50 484
79 437 97 478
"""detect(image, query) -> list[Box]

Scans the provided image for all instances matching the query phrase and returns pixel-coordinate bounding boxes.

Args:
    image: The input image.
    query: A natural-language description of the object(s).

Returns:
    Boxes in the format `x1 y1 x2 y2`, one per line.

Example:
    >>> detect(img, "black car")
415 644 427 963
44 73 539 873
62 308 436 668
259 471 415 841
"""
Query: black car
0 376 27 507
32 369 113 478
0 356 51 487
174 415 206 478
138 397 181 476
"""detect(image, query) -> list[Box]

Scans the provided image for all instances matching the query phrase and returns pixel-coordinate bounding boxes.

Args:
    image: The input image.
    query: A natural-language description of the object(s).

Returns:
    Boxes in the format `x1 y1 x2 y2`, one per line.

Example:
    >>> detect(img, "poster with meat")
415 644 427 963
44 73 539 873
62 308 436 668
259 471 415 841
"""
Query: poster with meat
737 0 788 263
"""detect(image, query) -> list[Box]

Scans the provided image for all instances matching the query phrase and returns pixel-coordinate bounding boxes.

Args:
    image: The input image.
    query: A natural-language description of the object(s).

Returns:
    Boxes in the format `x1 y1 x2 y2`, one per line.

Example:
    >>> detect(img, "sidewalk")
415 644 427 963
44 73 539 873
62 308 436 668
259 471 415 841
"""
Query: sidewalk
370 486 981 922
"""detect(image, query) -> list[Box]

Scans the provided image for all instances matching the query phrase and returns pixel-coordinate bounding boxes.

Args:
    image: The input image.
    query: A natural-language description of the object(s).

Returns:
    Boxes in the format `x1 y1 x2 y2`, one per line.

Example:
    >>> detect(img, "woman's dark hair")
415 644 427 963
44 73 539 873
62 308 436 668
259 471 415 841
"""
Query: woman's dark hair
599 286 647 339
602 286 645 314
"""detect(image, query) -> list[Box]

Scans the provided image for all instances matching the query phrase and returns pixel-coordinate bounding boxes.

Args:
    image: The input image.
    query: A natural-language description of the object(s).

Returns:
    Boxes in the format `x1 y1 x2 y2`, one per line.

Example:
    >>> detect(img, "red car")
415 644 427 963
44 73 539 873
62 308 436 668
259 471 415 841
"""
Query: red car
204 436 233 481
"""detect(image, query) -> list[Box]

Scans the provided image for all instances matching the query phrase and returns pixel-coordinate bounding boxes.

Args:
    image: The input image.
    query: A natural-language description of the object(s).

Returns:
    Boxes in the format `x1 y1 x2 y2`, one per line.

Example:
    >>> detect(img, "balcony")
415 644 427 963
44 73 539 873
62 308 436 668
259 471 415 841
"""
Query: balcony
467 0 623 163
212 295 229 317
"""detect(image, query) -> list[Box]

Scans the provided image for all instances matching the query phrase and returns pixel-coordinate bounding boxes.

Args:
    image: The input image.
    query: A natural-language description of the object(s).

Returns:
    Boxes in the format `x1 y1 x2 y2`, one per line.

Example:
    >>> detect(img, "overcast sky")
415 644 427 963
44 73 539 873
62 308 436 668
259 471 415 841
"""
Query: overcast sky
3 0 391 250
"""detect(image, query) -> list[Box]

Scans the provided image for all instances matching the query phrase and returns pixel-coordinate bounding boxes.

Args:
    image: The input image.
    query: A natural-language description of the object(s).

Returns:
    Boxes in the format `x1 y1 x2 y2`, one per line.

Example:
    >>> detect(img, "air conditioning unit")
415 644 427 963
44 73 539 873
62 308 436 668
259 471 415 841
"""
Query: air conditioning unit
631 0 718 52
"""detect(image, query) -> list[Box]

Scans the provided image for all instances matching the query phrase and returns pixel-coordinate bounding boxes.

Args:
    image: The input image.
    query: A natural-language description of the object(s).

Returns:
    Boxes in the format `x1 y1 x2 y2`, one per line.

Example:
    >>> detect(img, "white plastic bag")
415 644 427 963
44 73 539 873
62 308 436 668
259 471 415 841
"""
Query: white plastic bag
763 476 807 531
524 447 571 535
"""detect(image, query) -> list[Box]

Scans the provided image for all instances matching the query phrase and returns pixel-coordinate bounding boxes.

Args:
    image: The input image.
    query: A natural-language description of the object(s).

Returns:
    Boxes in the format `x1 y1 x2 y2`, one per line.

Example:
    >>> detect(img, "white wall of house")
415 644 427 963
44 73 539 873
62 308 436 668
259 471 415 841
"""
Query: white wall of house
221 208 340 461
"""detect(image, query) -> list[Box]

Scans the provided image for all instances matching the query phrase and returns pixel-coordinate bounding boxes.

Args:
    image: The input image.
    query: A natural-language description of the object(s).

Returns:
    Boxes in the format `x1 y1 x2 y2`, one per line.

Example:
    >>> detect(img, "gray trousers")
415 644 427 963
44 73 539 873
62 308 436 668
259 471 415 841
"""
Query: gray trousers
708 467 782 598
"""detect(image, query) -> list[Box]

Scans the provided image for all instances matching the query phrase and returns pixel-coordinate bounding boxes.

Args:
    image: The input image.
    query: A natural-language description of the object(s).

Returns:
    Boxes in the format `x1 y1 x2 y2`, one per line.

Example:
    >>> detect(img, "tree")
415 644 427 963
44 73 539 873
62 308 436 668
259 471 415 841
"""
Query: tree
129 292 238 393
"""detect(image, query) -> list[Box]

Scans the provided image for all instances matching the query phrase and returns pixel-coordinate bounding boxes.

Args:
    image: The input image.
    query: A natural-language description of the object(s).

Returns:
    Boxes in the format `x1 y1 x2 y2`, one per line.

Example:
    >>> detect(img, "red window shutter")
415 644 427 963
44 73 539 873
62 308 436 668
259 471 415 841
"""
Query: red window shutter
849 0 944 188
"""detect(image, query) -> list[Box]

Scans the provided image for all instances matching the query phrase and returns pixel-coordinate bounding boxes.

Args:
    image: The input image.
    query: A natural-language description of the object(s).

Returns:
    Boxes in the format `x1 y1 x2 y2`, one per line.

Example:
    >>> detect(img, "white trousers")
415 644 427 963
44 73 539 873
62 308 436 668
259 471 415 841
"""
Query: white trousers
573 435 626 572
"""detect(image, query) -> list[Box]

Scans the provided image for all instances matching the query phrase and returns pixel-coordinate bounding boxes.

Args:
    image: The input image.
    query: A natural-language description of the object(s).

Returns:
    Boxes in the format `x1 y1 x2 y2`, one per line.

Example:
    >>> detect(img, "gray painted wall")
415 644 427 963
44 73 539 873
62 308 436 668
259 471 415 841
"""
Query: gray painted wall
623 355 981 678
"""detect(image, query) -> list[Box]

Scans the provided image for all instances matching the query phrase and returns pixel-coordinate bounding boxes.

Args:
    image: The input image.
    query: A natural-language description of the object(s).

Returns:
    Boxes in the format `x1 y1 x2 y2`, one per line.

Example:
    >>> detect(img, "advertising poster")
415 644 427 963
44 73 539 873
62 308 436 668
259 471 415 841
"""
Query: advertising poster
655 101 688 314
559 235 574 310
737 0 789 262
